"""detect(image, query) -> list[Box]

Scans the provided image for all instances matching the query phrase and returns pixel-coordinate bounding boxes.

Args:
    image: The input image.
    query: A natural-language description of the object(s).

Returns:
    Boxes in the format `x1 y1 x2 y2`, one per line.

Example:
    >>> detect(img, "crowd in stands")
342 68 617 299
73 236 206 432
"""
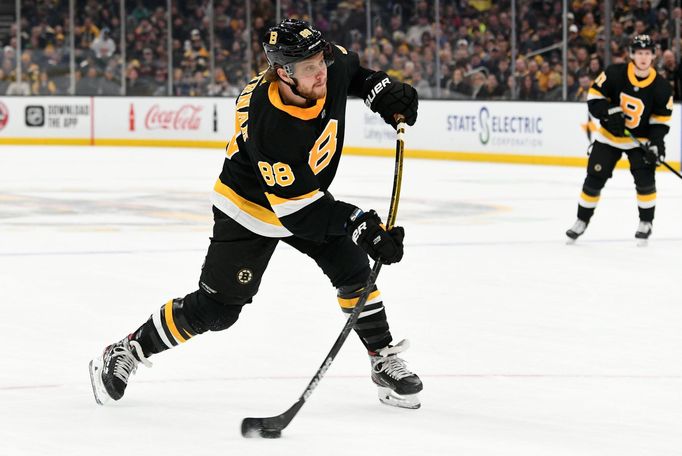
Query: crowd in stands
0 0 680 101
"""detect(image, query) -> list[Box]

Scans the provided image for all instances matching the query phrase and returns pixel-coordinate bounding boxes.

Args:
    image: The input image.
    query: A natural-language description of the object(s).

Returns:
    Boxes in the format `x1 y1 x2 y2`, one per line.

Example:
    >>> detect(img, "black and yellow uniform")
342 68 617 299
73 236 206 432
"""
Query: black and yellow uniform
212 45 361 240
577 61 673 223
131 45 395 357
89 19 421 408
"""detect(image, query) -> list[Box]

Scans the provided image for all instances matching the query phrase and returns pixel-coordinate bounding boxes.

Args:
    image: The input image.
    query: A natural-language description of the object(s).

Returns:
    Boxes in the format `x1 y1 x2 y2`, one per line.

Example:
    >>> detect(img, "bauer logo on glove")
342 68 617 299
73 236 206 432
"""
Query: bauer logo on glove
364 77 391 108
362 71 418 128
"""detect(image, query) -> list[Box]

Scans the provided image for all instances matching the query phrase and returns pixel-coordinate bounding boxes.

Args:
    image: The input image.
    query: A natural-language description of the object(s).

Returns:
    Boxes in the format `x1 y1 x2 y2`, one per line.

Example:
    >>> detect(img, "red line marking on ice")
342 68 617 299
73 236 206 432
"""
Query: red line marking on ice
3 374 680 392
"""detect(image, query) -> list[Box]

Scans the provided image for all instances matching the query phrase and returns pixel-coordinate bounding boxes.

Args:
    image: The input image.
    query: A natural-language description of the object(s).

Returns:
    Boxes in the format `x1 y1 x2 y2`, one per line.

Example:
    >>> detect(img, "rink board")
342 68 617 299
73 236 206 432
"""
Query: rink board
0 96 679 168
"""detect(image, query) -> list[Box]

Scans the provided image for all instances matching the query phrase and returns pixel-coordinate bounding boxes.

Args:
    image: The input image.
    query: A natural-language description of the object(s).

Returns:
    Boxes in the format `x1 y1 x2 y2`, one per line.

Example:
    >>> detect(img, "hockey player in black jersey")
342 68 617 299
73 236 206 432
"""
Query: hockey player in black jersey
566 35 673 244
89 19 422 409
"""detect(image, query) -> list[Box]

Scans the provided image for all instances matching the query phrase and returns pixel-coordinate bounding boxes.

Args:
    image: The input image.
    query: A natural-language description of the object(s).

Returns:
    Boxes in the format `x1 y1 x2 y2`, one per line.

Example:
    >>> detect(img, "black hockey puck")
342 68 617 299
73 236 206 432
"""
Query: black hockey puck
259 429 282 439
242 427 281 439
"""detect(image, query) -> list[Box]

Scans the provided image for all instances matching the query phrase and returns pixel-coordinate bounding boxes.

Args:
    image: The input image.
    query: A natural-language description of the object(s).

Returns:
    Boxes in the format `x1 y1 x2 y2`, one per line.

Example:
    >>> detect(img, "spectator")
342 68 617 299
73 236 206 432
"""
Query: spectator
658 49 679 99
90 27 116 64
544 73 563 101
172 67 190 96
6 72 31 95
470 71 490 99
412 70 432 99
0 69 8 94
579 13 599 50
566 73 579 100
126 67 147 96
502 74 517 99
9 0 681 101
535 60 553 92
76 66 100 95
587 55 602 79
519 74 540 100
33 71 57 95
445 67 470 99
484 73 503 98
100 67 121 95
189 70 207 96
573 72 592 102
152 69 168 96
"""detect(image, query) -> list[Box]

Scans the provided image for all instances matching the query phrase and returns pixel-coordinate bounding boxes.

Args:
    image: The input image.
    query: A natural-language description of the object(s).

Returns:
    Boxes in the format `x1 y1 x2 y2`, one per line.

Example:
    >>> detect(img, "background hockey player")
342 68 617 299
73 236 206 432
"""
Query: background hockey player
566 34 673 243
89 19 423 409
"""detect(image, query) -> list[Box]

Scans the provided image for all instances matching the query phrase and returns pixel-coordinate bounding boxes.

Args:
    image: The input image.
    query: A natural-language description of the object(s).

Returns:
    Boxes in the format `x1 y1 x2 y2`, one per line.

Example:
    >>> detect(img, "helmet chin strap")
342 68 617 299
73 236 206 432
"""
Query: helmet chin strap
283 75 316 105
630 57 652 72
287 78 303 97
275 65 316 105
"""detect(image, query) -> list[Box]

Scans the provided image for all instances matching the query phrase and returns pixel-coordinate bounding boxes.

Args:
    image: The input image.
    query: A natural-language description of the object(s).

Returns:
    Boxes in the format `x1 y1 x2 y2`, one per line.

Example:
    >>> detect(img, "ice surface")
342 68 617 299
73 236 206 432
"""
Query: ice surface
1 146 681 456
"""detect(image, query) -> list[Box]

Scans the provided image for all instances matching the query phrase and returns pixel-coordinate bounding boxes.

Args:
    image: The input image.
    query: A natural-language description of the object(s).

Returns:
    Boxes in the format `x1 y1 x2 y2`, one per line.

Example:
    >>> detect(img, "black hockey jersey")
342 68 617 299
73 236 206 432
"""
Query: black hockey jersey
587 62 673 150
211 45 367 241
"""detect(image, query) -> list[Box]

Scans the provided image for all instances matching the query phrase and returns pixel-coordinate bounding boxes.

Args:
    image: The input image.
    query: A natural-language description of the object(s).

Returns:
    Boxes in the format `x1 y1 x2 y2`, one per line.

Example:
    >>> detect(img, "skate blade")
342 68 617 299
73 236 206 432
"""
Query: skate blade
89 358 110 405
636 238 648 247
377 387 421 409
565 237 577 245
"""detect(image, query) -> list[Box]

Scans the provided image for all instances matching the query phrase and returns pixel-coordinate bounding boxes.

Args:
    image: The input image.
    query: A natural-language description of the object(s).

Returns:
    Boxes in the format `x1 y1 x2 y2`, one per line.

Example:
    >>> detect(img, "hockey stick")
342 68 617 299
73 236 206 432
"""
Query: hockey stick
241 115 406 439
625 130 682 179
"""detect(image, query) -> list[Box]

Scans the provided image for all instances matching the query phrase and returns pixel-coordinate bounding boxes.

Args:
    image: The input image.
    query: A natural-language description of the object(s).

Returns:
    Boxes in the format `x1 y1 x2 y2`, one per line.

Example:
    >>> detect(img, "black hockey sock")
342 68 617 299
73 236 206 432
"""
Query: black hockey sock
337 284 392 352
577 205 595 223
131 318 167 357
131 298 200 358
638 206 655 222
576 184 601 223
636 185 656 222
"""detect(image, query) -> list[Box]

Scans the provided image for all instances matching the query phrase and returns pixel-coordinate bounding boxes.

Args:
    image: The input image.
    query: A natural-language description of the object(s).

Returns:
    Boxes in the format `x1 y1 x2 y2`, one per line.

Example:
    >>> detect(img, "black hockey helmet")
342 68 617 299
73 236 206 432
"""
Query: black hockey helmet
630 34 655 54
263 19 333 76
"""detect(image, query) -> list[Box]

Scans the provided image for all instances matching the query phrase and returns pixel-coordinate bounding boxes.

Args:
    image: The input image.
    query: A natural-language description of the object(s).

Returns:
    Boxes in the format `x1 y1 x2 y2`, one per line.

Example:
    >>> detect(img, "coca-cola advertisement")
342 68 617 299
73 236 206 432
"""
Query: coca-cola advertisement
143 103 203 130
93 98 232 144
0 102 9 131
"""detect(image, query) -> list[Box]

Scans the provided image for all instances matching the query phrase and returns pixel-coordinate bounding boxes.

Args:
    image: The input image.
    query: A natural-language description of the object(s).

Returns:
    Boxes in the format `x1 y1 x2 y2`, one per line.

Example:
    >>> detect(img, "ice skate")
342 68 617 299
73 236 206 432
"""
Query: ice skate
369 339 422 409
635 221 652 247
89 336 151 405
566 219 588 244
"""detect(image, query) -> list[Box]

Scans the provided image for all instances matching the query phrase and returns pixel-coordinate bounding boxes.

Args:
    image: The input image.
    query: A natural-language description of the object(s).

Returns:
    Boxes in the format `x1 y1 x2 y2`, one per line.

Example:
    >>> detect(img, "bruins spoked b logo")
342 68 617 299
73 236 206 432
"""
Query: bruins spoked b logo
237 268 254 285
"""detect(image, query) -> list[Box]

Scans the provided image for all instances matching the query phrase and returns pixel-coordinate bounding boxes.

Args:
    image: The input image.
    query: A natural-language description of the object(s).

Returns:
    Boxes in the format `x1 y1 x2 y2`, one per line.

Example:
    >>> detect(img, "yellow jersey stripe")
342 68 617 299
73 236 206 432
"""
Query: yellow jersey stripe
580 192 600 203
587 87 606 98
637 193 657 202
650 114 672 125
338 290 381 309
164 300 186 343
585 120 646 150
598 127 644 143
213 179 283 226
265 189 324 218
266 189 321 206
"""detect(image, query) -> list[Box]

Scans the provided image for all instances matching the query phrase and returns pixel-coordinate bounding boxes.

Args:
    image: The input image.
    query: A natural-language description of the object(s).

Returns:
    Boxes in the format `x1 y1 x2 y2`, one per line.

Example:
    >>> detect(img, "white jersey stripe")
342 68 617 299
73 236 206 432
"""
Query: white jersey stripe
637 199 656 209
152 309 174 349
267 191 325 218
211 192 292 238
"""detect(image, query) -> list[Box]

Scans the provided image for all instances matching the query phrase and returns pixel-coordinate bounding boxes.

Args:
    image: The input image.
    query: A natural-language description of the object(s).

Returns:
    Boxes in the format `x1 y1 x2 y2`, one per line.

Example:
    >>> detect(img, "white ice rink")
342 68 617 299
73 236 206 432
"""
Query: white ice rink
1 145 681 456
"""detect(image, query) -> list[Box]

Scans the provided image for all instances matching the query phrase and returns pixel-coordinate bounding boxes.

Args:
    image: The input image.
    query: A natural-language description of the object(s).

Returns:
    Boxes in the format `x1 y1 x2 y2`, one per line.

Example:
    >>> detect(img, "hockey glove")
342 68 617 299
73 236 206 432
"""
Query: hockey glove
347 209 404 264
643 137 665 165
602 106 626 137
363 71 418 129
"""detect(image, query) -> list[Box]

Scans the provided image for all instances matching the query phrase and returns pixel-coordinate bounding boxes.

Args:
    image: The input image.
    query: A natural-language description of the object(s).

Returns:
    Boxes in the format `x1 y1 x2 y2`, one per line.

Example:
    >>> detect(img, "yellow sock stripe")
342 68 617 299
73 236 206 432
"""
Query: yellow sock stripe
164 300 187 343
637 192 656 202
580 192 600 203
338 290 381 309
